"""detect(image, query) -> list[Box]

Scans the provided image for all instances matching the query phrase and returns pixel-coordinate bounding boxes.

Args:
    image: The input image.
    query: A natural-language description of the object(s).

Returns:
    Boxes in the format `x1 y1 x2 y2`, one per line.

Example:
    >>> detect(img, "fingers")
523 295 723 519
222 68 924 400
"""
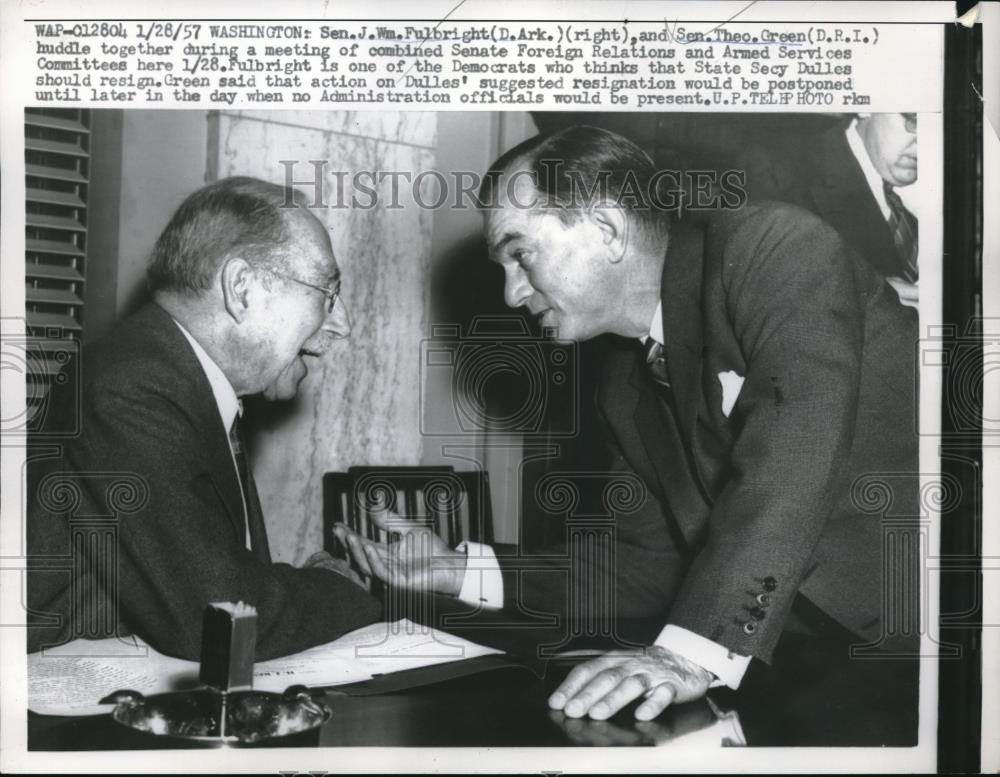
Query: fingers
635 683 677 721
550 660 629 719
331 523 363 555
548 652 689 722
586 675 651 720
334 524 377 579
347 534 376 578
362 543 395 583
370 508 418 536
548 656 613 711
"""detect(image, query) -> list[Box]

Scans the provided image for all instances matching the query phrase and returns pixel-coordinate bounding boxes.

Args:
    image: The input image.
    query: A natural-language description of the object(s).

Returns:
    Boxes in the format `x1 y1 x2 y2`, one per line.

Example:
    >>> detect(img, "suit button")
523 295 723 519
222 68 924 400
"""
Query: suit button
763 577 777 592
755 593 771 605
749 606 766 621
742 622 757 635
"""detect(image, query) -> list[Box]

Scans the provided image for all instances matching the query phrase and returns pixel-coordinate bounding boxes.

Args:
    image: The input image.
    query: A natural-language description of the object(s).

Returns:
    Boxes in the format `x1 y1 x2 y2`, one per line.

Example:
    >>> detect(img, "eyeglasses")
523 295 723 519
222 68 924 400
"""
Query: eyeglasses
261 268 341 313
901 113 917 133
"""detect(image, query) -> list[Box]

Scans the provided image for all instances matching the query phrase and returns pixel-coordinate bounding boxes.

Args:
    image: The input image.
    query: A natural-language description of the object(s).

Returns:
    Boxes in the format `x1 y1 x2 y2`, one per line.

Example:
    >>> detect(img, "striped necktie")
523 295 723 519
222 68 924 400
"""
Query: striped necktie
883 181 918 282
643 338 672 391
229 416 271 563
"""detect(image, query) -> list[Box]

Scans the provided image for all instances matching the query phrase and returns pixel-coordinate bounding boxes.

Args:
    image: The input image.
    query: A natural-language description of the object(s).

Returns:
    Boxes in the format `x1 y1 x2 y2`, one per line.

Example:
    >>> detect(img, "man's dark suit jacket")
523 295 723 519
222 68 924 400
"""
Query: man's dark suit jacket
26 302 381 660
740 122 905 280
498 202 919 664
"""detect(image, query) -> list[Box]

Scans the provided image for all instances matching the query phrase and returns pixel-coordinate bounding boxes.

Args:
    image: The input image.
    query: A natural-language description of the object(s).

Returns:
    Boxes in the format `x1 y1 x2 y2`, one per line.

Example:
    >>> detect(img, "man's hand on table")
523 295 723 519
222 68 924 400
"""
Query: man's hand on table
332 510 467 596
549 645 714 721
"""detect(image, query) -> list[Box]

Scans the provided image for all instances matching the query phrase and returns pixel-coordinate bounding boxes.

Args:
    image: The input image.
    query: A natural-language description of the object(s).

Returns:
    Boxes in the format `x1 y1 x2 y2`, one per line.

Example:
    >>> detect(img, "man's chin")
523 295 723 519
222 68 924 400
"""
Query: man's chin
261 361 308 401
544 323 587 345
539 317 579 344
261 383 298 401
892 161 918 186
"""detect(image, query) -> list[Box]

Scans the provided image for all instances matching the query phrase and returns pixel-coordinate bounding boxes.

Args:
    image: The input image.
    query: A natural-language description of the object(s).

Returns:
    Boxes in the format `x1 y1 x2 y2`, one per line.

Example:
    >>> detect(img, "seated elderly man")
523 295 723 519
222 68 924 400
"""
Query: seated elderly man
27 177 380 660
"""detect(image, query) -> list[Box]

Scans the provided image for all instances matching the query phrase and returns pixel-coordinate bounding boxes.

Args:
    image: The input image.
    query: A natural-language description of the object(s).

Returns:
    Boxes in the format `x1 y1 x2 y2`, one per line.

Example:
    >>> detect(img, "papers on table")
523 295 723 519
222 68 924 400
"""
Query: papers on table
28 619 502 716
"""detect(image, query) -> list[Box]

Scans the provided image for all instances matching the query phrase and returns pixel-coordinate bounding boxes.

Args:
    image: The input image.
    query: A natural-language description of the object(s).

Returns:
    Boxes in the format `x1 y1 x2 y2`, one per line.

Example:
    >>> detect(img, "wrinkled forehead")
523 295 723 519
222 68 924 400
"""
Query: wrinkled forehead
483 165 546 241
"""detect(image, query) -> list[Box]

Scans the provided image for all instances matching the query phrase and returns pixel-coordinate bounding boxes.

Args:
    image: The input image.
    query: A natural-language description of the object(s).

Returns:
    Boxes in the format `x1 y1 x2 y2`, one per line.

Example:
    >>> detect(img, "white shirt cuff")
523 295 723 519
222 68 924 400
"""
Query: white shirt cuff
455 541 504 610
654 625 752 690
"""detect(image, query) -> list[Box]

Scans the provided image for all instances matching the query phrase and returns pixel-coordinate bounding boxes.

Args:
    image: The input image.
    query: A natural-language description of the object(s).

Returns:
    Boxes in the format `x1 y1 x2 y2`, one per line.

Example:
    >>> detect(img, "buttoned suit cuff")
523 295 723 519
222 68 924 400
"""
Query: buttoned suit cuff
455 541 504 609
654 625 752 690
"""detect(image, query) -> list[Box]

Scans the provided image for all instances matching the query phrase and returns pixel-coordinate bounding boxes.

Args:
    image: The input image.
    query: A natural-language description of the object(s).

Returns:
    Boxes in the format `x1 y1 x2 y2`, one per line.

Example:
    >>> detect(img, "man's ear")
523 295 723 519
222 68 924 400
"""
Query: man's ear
220 257 253 322
587 202 629 264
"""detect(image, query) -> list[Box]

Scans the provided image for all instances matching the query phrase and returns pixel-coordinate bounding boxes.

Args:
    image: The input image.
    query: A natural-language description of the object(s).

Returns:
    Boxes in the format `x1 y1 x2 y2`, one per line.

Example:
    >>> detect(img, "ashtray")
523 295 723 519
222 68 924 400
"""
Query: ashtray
99 685 331 748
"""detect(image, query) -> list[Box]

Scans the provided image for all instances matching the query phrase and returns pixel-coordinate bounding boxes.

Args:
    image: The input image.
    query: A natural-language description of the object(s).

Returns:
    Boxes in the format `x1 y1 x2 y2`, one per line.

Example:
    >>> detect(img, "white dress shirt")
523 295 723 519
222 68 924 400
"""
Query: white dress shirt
172 318 252 551
457 302 752 689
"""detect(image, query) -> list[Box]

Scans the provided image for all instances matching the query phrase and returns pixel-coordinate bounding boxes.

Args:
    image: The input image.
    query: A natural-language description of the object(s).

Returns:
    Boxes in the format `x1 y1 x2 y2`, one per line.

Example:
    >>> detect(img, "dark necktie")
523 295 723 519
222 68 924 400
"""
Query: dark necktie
643 338 672 391
229 416 271 563
883 181 919 282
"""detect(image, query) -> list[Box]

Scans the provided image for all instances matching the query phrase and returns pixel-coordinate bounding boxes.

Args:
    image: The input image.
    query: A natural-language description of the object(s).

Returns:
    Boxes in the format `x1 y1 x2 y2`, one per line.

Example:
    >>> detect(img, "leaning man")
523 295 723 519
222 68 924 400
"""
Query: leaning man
337 127 920 723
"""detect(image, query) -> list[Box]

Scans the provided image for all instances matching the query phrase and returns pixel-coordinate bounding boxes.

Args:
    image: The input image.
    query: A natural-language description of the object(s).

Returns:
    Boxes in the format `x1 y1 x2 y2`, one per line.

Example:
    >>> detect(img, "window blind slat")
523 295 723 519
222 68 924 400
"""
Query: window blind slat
24 113 90 134
26 311 83 332
25 212 87 232
26 237 86 257
25 285 84 306
26 163 88 184
27 187 86 208
24 108 90 427
25 261 85 283
25 136 89 158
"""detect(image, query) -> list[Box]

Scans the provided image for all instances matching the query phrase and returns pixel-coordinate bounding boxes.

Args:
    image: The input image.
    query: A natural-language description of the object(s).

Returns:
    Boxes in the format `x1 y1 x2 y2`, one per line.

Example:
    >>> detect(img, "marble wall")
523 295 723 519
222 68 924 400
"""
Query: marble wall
208 110 436 564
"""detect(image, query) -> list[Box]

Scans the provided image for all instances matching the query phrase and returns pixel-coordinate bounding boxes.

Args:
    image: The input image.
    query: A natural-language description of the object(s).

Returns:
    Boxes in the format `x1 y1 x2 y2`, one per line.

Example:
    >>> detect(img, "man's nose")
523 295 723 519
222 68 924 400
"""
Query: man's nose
304 298 352 355
503 265 533 309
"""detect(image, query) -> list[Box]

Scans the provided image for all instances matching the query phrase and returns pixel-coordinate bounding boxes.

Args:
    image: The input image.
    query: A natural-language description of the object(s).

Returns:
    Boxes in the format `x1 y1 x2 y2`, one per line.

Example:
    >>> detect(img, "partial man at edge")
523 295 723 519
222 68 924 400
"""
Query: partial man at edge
741 112 921 308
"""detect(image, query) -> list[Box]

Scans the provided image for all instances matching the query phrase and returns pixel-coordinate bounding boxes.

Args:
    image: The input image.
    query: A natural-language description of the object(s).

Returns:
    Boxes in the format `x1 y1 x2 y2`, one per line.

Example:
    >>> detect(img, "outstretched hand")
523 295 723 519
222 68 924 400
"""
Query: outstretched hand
301 550 366 588
549 645 714 721
332 509 467 597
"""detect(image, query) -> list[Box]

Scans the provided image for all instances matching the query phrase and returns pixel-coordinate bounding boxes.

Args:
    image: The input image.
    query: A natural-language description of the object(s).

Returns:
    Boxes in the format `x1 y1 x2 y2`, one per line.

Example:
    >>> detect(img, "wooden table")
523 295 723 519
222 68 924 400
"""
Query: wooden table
29 599 920 750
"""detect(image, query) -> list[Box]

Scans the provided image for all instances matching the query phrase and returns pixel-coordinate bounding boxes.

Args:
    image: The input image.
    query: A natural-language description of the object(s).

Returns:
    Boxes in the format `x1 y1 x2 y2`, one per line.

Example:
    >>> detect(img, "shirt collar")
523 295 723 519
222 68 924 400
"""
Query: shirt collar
846 118 892 221
171 318 241 431
641 301 664 346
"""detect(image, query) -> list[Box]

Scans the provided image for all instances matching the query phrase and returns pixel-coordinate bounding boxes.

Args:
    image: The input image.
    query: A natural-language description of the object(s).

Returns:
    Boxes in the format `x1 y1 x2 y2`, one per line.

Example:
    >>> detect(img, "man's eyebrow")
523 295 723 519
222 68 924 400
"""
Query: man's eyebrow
491 232 522 252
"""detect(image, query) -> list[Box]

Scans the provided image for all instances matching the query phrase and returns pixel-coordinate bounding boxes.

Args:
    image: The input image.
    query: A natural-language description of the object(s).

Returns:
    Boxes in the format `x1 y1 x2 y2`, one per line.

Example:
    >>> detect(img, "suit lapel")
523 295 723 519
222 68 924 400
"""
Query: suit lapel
660 219 705 446
140 303 249 542
597 216 716 549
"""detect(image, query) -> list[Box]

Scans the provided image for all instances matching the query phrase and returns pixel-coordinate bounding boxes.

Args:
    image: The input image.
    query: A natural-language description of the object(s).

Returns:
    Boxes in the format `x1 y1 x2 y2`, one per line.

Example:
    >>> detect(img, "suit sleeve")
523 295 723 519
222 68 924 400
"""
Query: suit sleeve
493 395 688 626
665 206 868 663
29 367 381 661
